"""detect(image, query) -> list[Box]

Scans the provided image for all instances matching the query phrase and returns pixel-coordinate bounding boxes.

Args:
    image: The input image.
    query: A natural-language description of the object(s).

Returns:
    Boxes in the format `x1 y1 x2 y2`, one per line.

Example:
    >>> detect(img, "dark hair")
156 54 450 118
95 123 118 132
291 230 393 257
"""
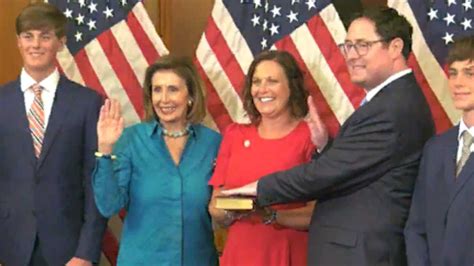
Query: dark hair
243 50 309 122
447 35 474 66
16 2 67 38
349 7 413 59
143 55 206 123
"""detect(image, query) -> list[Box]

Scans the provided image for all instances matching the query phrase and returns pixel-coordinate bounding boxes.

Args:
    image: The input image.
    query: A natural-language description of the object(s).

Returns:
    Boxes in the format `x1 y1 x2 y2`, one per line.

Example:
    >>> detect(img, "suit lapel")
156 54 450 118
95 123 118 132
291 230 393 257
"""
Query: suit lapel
37 77 73 169
8 79 37 166
339 74 402 135
447 149 474 210
442 126 474 215
443 128 458 185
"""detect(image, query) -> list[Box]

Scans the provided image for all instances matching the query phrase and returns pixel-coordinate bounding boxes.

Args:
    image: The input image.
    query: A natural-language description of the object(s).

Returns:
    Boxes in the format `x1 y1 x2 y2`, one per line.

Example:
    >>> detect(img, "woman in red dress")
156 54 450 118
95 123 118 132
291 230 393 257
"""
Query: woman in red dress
209 50 316 266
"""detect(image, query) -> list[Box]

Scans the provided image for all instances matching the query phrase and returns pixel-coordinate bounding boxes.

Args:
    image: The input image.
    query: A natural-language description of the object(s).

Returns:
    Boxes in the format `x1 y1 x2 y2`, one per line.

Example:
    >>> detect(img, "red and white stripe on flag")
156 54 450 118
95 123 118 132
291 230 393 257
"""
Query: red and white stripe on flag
56 2 168 127
196 0 458 137
196 0 365 137
389 0 458 132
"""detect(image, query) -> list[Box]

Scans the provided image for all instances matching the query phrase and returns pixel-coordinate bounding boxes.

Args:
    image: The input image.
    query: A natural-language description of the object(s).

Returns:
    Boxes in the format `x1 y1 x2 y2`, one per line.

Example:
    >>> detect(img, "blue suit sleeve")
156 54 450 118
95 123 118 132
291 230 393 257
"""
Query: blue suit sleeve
257 109 399 204
92 127 133 218
75 93 108 262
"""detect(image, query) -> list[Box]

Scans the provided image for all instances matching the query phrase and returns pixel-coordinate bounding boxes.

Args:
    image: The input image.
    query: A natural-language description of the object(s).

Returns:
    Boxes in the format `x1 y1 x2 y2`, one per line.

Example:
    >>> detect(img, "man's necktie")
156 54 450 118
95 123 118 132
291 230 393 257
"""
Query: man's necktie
456 131 474 177
28 84 45 158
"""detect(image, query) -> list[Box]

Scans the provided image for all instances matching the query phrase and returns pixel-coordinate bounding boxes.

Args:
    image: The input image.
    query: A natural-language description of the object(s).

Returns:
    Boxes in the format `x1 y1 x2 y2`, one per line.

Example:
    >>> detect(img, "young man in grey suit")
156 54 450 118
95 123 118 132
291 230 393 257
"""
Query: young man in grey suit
223 7 435 265
0 3 107 266
405 36 474 266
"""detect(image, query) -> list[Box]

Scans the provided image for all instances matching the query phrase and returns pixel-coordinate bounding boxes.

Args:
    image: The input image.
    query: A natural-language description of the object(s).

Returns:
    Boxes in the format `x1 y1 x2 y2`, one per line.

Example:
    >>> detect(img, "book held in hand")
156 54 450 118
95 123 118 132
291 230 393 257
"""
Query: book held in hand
215 195 255 210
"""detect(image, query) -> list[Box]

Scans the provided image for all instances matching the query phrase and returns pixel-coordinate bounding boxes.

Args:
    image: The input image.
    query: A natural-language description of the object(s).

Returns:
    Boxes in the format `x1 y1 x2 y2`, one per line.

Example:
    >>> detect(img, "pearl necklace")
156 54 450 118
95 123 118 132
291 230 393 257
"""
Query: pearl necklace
162 124 191 138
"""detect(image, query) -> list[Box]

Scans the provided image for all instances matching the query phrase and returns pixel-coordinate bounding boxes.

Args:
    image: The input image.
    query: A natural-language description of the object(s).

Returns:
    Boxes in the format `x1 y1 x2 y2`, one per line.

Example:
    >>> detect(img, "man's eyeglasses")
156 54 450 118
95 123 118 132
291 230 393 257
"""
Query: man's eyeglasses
338 40 386 56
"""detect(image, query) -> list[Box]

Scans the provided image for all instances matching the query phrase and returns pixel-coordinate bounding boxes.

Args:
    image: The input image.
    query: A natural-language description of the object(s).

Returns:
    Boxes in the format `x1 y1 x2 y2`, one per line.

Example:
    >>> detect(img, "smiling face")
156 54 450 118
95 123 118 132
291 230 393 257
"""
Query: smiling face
448 59 474 113
344 18 394 90
151 70 190 130
17 28 65 79
250 60 291 120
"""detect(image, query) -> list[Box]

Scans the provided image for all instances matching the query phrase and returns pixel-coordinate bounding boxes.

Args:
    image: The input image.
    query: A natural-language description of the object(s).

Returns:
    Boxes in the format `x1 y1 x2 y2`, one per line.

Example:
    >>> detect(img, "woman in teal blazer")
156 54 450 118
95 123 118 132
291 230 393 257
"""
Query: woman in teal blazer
92 55 221 265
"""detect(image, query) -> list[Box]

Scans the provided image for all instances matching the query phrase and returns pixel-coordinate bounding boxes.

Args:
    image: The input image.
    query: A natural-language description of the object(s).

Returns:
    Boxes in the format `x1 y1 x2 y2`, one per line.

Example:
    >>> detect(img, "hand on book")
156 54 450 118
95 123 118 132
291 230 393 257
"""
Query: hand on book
221 181 258 196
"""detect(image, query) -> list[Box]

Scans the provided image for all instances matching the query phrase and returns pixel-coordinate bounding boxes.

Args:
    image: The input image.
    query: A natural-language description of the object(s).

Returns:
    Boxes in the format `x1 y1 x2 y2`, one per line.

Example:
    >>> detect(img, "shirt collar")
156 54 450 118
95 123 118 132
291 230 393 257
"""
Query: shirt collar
364 68 413 102
458 119 474 141
20 68 60 94
147 120 197 139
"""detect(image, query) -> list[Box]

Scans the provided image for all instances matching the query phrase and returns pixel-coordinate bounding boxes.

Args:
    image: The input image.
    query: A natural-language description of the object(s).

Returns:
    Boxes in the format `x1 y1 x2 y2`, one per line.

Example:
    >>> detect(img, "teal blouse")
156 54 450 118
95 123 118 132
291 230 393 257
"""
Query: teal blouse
92 121 221 266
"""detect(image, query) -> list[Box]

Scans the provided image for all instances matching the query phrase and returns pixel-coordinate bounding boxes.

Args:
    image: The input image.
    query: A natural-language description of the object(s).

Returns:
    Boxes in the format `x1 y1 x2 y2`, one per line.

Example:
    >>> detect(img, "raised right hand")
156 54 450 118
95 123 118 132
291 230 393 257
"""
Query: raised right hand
97 99 124 154
305 95 328 150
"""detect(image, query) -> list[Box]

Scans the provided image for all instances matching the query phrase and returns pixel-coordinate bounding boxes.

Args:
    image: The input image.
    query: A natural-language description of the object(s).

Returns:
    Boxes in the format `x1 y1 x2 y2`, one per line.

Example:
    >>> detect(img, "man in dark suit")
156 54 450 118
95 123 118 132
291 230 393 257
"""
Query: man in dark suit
0 3 107 266
405 36 474 266
223 7 435 265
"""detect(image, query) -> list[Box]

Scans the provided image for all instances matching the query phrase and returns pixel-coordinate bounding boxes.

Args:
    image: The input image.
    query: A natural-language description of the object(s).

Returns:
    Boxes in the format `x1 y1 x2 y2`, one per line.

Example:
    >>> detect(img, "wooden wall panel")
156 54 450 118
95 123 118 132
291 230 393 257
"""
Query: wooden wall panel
146 0 214 57
0 0 30 85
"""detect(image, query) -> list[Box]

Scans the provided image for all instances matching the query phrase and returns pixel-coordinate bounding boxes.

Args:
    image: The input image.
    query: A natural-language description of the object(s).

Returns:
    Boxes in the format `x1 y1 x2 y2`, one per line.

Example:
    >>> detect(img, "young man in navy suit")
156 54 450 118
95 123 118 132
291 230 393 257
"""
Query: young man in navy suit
405 36 474 266
0 3 107 266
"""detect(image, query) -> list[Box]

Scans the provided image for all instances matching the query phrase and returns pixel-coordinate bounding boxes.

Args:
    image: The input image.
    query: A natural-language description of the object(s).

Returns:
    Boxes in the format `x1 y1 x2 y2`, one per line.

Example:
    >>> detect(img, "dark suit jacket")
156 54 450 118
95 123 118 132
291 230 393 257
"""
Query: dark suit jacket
405 126 474 266
257 73 435 266
0 76 107 265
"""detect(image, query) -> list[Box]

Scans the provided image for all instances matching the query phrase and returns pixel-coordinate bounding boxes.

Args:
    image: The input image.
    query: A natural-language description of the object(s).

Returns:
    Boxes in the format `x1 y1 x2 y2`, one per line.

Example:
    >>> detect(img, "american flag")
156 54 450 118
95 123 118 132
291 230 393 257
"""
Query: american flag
389 0 473 131
196 0 364 136
48 0 168 127
196 0 473 137
46 0 168 265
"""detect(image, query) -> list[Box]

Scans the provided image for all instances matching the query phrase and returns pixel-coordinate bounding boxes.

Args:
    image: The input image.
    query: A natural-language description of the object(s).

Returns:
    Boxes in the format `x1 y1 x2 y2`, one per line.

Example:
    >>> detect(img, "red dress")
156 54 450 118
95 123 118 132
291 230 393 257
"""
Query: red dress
209 122 315 266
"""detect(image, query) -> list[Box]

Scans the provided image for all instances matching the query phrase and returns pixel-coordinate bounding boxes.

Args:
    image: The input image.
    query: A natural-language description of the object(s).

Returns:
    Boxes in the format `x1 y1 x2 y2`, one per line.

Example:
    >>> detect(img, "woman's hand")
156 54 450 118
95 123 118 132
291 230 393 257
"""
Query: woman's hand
209 188 252 227
97 99 124 154
305 96 328 150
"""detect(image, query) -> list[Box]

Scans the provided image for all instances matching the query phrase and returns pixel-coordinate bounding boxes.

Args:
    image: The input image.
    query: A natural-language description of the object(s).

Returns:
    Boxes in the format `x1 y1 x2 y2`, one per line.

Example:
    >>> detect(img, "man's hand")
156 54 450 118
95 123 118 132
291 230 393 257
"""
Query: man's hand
65 257 92 266
305 96 328 150
221 181 258 196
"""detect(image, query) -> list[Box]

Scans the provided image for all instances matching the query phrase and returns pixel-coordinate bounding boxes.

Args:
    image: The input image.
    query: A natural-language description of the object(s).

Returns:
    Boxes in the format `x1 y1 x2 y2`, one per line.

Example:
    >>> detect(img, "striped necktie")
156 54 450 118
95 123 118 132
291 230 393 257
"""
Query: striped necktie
28 84 45 158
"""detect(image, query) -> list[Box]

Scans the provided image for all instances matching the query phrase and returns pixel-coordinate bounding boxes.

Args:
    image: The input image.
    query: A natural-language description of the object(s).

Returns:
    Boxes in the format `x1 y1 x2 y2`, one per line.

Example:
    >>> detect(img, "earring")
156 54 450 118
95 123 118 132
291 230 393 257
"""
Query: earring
187 99 193 107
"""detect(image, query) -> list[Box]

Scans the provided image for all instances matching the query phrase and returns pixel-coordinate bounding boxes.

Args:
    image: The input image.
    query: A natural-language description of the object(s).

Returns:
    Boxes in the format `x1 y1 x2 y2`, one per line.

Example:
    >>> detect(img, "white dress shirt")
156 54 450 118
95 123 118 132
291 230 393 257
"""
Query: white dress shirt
362 68 413 103
456 119 474 163
21 68 60 129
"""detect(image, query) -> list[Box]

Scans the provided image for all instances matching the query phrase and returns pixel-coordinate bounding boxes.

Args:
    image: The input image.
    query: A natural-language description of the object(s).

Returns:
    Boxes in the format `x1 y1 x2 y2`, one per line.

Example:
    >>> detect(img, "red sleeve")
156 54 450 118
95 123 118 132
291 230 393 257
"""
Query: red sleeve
208 123 239 188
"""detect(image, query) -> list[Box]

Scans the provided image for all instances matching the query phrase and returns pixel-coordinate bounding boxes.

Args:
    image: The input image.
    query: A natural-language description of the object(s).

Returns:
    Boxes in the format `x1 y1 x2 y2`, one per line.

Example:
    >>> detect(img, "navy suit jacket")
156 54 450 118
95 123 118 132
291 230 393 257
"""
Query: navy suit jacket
0 76 107 265
405 126 474 266
257 73 435 265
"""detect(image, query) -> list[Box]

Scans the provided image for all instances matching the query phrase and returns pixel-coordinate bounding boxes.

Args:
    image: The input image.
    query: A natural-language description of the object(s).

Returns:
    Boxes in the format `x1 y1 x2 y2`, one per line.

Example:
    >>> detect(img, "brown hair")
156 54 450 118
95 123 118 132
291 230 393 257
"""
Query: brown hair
16 2 67 38
447 35 474 66
243 50 309 122
350 7 413 59
143 55 207 123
